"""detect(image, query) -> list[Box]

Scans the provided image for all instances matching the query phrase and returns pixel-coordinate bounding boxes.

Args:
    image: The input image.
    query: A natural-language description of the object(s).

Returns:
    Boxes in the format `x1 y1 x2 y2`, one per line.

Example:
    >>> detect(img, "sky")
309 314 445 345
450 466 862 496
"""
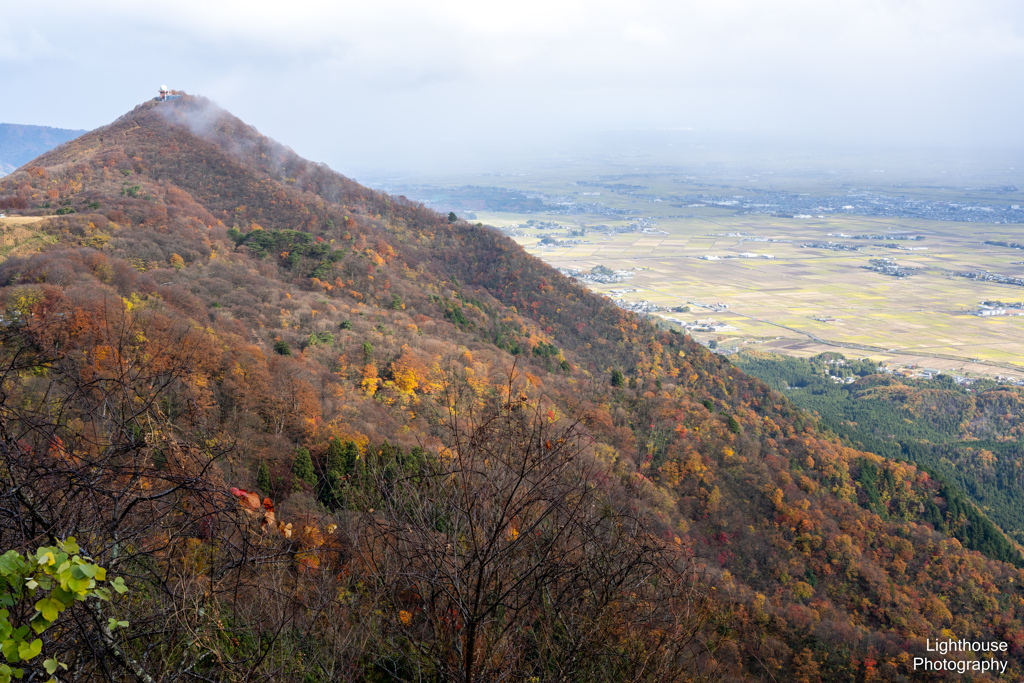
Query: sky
3 0 1024 178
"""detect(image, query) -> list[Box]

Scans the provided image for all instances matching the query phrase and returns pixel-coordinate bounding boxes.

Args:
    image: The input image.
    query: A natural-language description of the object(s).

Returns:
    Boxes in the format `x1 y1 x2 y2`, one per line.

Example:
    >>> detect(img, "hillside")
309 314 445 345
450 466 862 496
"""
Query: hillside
736 351 1024 549
0 123 86 175
0 95 1022 681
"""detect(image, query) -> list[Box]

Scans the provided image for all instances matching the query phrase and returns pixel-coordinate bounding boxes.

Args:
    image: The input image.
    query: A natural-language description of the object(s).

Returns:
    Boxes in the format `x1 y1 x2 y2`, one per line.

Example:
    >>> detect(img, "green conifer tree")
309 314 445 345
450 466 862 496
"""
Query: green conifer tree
256 460 271 494
292 446 316 486
327 438 345 475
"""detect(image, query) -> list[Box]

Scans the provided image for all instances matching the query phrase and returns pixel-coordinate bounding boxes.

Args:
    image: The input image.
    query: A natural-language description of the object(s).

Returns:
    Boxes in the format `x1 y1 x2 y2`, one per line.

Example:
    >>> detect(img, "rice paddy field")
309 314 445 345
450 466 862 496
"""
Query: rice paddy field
376 152 1024 378
487 210 1024 378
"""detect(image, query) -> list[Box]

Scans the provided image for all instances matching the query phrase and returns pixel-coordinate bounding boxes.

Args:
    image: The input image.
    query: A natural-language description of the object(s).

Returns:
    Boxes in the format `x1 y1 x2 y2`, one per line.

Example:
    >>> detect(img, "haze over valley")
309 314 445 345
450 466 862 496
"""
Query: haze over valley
370 143 1024 383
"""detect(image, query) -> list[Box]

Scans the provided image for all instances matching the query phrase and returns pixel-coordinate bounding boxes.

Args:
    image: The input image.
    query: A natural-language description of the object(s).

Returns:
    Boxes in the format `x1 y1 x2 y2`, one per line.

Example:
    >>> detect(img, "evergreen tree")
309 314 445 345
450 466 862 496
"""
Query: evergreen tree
256 460 271 494
292 446 316 485
326 438 345 474
728 415 741 434
319 438 361 510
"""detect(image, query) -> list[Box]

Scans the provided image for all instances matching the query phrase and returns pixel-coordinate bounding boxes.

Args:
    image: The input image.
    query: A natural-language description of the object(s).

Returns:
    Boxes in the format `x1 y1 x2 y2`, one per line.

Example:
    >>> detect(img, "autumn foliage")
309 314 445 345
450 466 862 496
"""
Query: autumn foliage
0 95 1019 681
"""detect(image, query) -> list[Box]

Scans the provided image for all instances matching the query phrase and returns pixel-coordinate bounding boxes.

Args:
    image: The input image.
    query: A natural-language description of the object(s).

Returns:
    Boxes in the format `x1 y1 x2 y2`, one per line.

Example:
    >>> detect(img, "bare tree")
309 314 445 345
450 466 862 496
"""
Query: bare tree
0 294 303 681
358 375 721 682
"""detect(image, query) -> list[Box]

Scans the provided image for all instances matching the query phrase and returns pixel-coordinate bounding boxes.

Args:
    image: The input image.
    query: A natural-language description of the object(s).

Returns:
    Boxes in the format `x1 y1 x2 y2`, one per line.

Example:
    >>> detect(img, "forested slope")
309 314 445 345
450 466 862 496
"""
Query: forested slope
0 95 1021 681
737 351 1024 552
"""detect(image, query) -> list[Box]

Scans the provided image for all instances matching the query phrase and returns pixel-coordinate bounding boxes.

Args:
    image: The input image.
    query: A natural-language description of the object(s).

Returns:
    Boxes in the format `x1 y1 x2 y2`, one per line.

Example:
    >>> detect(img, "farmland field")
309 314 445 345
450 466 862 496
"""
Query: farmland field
510 213 1024 376
377 159 1024 379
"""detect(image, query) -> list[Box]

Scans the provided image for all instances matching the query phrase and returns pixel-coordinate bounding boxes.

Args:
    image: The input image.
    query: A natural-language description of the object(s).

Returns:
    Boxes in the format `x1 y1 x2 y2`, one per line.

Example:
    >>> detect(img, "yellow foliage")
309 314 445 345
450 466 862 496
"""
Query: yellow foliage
361 364 380 397
5 285 43 320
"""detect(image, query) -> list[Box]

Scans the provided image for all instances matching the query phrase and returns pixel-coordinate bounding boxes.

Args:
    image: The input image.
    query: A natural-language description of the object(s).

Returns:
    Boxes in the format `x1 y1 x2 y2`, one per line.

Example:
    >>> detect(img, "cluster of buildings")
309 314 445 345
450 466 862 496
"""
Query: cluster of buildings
613 299 662 314
971 301 1024 317
700 253 775 261
568 265 634 284
955 270 1024 289
984 240 1024 251
850 234 927 241
156 86 182 102
674 317 736 332
801 241 862 252
863 257 917 278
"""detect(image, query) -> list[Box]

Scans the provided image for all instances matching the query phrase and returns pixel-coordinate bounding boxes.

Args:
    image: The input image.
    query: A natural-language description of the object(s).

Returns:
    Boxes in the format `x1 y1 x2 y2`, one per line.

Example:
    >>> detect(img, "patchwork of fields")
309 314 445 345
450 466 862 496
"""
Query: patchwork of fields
489 211 1024 377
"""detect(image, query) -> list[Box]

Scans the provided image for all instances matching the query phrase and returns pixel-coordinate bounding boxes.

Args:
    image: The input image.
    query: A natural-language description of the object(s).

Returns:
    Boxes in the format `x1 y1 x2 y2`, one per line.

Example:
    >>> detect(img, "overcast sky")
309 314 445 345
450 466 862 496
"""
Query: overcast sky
3 1 1023 177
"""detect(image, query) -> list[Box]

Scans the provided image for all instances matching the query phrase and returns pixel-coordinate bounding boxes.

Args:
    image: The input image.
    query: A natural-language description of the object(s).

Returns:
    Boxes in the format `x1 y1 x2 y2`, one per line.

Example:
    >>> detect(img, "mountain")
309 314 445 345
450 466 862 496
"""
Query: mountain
0 123 86 175
0 94 1022 681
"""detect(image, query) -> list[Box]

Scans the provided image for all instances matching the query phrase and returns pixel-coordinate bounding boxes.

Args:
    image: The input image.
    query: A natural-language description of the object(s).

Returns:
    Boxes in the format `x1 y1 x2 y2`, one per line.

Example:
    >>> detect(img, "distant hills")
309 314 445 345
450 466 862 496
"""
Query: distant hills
0 123 85 175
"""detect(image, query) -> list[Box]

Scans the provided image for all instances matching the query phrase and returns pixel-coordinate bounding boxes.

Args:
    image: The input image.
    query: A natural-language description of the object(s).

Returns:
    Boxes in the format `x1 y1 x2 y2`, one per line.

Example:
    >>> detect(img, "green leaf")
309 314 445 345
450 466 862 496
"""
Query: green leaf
66 576 90 594
28 615 47 636
111 577 128 594
43 659 57 674
50 587 72 606
34 598 59 623
61 538 78 554
0 552 21 577
17 639 41 661
94 567 106 582
0 639 18 663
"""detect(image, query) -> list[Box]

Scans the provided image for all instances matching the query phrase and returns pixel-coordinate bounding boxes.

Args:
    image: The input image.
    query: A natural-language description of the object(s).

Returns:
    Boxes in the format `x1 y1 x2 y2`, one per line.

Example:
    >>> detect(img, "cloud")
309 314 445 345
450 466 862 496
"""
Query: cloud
0 26 55 63
2 0 1023 172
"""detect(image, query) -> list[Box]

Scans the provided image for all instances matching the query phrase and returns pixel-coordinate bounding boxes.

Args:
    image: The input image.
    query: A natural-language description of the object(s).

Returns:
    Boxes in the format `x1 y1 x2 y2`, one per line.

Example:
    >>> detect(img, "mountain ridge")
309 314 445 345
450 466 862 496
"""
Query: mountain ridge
0 95 1021 681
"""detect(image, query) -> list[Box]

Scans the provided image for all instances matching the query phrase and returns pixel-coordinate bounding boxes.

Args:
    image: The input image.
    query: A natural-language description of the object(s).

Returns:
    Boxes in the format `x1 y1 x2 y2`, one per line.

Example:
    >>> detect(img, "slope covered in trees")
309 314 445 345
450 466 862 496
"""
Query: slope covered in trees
737 351 1024 552
0 95 1022 681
